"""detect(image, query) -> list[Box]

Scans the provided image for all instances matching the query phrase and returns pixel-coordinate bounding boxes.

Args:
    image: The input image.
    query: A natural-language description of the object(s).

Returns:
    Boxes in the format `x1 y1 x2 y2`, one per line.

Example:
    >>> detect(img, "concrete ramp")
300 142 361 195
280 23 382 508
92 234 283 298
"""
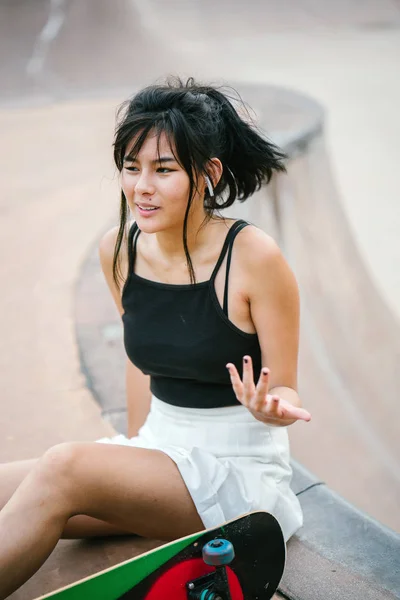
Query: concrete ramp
282 136 400 528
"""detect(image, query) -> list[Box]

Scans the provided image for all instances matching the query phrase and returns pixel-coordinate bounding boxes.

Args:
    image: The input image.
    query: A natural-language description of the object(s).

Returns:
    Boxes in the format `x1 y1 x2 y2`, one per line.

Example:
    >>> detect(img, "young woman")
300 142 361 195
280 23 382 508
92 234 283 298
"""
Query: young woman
0 78 311 598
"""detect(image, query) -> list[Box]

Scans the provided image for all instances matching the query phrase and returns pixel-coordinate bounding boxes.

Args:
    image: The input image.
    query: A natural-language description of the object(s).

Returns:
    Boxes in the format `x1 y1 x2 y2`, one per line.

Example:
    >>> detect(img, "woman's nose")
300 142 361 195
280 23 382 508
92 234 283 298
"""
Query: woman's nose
135 172 155 194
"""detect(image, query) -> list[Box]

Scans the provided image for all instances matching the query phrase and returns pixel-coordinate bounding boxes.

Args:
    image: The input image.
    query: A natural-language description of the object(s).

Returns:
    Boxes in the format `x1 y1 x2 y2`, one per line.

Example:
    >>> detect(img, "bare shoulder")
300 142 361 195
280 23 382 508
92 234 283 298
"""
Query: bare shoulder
98 223 135 316
236 224 283 269
99 225 122 264
99 222 134 265
235 224 298 294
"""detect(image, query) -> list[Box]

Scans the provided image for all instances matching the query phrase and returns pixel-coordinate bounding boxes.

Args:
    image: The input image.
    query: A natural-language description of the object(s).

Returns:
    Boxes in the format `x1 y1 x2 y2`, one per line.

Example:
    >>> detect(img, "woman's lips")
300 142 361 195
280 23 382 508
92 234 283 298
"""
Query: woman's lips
136 205 160 217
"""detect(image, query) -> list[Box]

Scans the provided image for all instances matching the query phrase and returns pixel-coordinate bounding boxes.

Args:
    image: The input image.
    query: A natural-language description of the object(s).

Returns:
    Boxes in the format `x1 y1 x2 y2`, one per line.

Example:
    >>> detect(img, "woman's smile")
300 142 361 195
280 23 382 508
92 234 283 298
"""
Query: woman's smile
135 203 161 217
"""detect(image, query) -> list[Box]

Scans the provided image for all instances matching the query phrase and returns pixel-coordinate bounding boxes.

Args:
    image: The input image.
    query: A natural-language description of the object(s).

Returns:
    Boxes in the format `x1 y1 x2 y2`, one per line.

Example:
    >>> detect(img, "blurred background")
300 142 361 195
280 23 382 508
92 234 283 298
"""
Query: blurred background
0 0 399 536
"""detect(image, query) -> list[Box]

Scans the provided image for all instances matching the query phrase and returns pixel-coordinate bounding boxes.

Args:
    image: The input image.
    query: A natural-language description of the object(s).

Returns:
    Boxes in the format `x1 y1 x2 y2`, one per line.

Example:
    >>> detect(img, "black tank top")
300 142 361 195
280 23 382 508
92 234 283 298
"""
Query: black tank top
122 219 262 408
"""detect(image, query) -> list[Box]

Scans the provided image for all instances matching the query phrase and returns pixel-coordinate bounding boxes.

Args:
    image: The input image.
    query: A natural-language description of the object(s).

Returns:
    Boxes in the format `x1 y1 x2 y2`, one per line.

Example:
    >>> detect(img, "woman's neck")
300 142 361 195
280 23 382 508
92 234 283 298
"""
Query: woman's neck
153 213 223 264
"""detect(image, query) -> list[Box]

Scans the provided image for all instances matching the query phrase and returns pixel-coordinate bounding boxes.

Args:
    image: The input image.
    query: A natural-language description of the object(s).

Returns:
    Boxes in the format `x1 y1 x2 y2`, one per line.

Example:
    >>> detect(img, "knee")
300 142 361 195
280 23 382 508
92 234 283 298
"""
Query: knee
33 442 82 491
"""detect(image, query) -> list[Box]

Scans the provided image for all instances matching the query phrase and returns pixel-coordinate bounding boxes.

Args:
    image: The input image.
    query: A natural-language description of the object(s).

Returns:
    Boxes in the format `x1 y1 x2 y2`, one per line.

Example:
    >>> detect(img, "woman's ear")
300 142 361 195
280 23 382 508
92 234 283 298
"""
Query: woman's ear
206 158 223 189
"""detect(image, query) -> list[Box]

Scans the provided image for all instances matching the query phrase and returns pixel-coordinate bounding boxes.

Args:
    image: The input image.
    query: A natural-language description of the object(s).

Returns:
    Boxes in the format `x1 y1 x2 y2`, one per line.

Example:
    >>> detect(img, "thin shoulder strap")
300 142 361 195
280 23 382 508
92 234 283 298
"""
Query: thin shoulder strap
126 221 140 276
210 220 249 316
210 220 247 281
223 220 249 316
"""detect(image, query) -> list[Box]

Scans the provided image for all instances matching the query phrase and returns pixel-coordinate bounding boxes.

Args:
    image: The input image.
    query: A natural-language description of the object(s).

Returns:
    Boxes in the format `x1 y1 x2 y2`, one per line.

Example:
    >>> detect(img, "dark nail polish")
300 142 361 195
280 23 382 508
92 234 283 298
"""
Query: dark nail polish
244 357 248 364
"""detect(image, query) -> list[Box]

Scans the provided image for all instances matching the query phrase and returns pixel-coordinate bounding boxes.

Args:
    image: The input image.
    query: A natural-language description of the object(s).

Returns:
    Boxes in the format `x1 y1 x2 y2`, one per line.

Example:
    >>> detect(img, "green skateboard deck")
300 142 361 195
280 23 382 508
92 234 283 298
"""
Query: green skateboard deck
35 511 285 600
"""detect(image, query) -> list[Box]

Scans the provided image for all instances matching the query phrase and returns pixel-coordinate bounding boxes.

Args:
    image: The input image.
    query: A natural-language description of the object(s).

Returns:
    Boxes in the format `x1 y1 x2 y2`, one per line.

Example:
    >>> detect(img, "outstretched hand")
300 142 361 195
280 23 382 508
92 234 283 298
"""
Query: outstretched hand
226 356 311 426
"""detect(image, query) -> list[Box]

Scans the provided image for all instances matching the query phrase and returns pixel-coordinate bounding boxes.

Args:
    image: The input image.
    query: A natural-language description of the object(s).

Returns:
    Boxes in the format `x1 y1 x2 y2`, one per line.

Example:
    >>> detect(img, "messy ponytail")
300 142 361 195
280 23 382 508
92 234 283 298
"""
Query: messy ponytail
113 77 286 287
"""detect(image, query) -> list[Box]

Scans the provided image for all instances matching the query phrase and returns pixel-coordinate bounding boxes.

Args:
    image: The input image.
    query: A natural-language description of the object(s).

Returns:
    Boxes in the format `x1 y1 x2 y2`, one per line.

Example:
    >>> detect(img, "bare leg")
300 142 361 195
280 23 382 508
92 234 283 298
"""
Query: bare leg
0 460 139 538
0 460 36 509
0 442 203 598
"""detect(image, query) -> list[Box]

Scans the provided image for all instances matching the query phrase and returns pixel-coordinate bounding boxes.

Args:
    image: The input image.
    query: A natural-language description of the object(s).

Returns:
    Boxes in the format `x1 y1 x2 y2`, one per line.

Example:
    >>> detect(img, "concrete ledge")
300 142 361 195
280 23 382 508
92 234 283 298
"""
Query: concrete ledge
284 461 400 599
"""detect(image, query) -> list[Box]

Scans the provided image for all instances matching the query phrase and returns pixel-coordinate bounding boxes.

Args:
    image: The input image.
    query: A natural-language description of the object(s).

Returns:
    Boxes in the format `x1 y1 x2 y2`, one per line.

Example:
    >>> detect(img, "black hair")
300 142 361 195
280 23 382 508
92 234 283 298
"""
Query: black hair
112 76 286 287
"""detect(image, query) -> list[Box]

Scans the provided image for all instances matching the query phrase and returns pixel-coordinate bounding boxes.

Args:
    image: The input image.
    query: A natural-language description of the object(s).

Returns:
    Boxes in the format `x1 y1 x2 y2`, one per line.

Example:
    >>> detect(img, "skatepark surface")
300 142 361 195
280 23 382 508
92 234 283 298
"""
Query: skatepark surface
1 1 399 598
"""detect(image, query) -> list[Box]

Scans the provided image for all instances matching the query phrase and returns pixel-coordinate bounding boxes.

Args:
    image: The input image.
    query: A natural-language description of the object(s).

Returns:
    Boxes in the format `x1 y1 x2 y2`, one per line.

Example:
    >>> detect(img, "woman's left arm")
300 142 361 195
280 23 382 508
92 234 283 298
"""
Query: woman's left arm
227 228 311 427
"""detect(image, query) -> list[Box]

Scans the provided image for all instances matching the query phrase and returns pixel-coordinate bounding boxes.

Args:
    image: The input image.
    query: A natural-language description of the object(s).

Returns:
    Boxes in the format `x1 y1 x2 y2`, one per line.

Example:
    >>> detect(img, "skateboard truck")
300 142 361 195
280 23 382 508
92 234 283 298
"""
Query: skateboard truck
186 539 235 600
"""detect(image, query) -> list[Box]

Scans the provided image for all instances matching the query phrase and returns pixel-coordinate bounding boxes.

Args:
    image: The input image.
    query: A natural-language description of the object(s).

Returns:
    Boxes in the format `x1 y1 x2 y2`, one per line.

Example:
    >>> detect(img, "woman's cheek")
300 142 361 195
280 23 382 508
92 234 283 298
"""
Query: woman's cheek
169 177 190 203
121 177 135 202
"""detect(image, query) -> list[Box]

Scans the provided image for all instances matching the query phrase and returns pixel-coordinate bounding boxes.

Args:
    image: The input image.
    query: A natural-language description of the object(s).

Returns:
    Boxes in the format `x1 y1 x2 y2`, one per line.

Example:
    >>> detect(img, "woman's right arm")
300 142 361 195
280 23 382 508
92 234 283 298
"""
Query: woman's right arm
99 226 152 438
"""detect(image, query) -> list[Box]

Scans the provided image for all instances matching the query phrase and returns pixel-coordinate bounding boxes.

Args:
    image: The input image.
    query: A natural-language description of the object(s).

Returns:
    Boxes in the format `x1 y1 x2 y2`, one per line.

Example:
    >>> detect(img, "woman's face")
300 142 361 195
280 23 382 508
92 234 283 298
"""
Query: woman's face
121 130 201 234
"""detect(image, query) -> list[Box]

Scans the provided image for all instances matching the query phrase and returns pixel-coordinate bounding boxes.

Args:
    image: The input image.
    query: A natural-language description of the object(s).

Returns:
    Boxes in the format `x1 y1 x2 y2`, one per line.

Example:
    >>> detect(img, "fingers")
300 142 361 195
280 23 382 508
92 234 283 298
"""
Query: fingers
226 359 312 424
283 405 312 422
226 356 258 407
252 367 269 411
226 362 244 403
265 395 311 423
266 394 281 418
242 356 255 405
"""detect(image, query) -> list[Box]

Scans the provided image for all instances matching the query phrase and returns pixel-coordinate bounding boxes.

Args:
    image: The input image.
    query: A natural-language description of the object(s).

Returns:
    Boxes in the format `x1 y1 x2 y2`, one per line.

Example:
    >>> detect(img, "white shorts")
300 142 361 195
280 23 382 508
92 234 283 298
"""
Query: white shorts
96 396 303 542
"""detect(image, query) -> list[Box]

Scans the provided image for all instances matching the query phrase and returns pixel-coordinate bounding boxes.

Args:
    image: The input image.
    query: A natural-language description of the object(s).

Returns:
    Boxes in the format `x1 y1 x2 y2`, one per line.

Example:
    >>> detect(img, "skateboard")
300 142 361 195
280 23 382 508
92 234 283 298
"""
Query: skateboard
35 511 285 600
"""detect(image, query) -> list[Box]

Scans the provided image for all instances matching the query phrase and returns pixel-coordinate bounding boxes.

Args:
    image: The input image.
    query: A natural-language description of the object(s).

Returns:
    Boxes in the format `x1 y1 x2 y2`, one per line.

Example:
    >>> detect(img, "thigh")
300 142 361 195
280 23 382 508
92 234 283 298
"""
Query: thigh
49 442 204 541
0 458 164 540
0 459 37 509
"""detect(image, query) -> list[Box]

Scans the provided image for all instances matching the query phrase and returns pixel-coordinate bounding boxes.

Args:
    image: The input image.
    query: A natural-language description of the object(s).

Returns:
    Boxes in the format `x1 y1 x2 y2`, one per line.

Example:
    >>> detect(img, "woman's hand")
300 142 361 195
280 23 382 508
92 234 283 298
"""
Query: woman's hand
226 356 311 426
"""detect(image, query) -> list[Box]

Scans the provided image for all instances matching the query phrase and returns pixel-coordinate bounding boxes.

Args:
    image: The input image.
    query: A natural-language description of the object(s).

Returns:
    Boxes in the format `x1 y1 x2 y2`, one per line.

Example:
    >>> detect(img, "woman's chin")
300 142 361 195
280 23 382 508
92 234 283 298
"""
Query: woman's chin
135 214 165 233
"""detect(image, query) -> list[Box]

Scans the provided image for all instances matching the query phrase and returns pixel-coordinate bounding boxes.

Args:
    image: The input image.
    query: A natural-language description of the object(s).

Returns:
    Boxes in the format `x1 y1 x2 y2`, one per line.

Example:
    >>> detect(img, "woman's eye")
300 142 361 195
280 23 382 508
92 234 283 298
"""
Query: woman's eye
125 167 173 173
